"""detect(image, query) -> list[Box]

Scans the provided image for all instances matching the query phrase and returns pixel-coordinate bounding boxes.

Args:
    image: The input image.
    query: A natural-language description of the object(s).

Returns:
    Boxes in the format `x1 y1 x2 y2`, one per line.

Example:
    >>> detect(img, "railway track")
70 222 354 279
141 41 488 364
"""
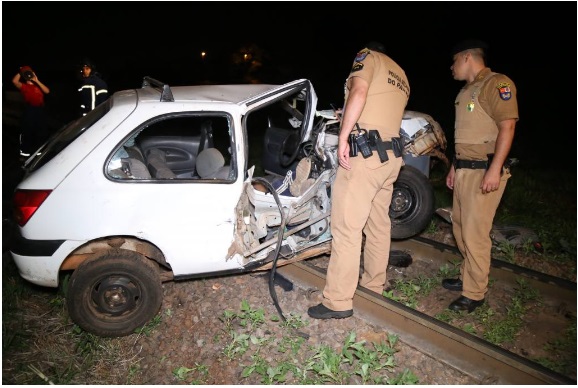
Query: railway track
276 236 576 385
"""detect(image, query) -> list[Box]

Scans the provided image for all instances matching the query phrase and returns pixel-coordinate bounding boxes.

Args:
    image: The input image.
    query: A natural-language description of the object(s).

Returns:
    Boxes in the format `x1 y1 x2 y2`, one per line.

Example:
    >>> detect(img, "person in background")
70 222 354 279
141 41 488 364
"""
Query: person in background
308 41 410 319
12 65 50 158
78 58 108 116
442 40 518 313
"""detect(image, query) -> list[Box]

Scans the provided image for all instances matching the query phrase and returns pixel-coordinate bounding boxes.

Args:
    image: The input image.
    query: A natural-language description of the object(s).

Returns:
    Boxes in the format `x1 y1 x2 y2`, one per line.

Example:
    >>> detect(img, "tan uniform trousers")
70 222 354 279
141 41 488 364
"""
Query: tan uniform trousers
322 151 403 311
452 168 510 301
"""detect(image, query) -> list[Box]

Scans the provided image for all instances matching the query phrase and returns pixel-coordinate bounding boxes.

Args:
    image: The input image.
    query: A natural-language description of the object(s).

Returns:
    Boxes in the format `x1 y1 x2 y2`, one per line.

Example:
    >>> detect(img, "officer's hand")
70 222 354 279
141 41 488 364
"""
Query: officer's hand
480 170 501 194
446 166 455 190
338 139 351 170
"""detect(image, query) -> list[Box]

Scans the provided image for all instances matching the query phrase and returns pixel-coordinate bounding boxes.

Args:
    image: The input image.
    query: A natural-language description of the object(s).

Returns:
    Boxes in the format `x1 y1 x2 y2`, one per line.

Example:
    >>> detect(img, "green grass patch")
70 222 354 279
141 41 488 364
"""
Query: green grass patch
219 300 419 384
429 163 576 264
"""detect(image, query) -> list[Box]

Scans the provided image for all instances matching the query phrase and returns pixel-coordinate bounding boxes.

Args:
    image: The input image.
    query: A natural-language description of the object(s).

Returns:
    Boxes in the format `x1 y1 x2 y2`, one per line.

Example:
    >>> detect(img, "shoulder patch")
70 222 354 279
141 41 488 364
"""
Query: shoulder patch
497 82 512 100
355 49 370 62
351 62 364 73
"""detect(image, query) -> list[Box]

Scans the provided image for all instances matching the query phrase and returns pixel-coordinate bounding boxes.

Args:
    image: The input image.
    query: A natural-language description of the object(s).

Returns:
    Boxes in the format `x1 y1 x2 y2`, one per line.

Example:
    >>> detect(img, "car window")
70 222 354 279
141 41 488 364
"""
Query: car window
107 114 235 182
245 88 310 177
25 101 111 172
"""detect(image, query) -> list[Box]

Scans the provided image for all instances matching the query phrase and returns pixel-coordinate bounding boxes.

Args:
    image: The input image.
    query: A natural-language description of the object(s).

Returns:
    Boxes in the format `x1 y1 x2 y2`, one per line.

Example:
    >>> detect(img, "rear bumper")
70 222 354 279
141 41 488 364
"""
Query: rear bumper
9 226 66 287
10 226 65 257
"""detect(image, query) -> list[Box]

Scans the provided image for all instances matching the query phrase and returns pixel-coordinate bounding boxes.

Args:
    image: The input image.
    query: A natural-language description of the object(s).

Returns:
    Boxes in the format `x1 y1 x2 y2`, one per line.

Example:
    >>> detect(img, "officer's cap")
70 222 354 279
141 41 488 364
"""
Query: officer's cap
451 39 488 56
365 41 386 54
81 58 96 70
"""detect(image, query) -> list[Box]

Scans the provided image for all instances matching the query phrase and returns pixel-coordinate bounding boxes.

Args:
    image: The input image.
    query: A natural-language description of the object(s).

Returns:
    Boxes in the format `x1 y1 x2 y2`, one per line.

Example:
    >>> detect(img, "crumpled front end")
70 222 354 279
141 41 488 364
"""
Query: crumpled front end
400 110 449 167
229 165 334 269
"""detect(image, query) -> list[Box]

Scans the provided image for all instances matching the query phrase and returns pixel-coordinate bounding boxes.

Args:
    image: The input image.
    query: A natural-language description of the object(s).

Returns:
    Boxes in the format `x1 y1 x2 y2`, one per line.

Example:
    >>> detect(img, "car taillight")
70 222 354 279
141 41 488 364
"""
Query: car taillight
13 189 52 227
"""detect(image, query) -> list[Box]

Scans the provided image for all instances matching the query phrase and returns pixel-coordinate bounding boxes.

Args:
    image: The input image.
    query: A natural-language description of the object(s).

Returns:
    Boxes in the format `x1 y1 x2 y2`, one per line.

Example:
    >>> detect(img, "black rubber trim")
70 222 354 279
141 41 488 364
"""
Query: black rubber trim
9 226 65 256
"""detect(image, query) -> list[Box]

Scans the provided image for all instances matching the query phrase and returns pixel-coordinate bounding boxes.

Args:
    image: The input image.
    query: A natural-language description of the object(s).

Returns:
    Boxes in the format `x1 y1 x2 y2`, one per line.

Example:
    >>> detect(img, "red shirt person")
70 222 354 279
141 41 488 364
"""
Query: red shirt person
12 66 50 157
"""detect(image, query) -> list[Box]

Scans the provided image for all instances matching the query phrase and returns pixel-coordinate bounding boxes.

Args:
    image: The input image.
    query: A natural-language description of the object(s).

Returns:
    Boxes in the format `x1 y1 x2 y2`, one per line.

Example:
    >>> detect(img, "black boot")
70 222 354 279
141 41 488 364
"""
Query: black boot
307 303 353 319
442 278 463 291
449 295 485 313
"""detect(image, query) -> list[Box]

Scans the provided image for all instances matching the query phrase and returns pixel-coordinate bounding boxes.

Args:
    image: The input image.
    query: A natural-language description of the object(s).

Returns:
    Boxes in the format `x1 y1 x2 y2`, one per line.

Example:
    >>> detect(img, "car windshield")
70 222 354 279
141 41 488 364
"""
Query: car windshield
24 100 111 172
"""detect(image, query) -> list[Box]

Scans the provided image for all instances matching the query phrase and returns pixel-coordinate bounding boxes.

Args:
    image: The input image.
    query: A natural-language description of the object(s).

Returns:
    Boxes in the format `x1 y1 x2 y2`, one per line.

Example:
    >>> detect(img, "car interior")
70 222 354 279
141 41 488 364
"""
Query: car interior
106 88 309 186
107 115 234 181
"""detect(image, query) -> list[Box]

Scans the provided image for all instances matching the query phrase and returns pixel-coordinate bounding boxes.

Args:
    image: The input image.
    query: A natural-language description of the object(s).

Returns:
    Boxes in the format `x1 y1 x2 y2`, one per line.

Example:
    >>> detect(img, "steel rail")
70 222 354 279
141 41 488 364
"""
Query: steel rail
398 236 576 313
276 237 576 385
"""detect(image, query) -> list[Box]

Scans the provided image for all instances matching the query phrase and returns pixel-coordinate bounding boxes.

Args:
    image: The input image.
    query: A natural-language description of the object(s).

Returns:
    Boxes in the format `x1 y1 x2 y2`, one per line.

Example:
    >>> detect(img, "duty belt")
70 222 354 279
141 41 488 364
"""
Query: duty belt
454 159 488 169
370 141 396 151
349 127 403 162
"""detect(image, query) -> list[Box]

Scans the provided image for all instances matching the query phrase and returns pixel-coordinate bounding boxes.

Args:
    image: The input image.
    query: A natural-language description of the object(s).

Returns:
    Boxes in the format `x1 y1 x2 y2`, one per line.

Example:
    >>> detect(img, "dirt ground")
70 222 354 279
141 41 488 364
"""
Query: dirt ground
3 220 576 384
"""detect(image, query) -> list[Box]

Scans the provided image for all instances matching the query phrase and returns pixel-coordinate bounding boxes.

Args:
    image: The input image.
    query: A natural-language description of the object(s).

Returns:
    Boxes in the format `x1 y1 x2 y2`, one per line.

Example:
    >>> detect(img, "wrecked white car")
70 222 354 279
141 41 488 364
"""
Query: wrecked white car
10 77 447 337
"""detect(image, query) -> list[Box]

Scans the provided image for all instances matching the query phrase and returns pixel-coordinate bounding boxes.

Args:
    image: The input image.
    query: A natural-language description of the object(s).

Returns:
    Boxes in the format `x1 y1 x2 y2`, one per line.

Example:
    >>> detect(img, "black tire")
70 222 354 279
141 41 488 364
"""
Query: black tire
67 249 162 337
390 165 435 240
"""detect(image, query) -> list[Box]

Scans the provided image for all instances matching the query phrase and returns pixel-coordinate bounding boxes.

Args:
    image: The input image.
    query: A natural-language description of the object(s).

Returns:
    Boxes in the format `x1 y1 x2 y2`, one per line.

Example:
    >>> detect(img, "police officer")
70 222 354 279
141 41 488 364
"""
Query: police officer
442 40 519 312
308 41 410 319
78 58 109 116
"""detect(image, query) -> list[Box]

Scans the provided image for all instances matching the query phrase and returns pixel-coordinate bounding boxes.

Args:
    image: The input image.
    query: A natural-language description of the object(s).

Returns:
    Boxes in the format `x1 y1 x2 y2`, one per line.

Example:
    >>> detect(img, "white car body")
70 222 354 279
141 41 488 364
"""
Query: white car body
12 79 317 287
10 77 446 336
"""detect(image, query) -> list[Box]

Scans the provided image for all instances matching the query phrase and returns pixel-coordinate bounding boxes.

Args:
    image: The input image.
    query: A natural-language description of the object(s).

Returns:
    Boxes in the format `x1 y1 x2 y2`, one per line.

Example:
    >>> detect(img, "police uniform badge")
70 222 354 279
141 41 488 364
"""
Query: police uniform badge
351 62 364 73
355 49 370 62
497 82 512 100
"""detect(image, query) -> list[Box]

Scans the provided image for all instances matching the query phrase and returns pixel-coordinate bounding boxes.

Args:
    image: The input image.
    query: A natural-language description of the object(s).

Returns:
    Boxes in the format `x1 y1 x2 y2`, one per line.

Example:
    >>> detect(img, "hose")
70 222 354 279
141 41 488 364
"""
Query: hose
251 177 310 340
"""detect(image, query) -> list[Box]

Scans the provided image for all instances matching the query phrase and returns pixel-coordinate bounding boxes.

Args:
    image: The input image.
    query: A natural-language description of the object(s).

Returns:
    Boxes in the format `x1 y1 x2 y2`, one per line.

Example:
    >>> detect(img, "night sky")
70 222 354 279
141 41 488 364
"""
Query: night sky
3 1 576 170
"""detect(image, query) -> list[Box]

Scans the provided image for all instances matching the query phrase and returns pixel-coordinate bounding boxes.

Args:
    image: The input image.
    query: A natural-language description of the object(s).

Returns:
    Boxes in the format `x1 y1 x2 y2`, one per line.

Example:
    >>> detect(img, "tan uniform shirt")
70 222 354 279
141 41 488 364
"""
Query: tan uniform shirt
454 68 519 159
344 48 410 139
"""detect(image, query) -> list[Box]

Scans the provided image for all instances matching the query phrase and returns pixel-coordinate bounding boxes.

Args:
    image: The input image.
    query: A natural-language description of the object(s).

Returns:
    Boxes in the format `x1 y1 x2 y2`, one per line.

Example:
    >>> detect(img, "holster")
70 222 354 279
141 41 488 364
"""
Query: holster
369 130 403 162
368 130 388 162
348 133 358 157
349 127 404 163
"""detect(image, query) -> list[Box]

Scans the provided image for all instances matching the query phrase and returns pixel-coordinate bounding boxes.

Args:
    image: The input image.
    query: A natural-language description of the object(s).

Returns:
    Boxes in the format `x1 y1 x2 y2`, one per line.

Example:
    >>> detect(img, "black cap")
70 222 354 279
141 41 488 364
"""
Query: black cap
451 39 488 56
81 57 95 70
365 41 386 54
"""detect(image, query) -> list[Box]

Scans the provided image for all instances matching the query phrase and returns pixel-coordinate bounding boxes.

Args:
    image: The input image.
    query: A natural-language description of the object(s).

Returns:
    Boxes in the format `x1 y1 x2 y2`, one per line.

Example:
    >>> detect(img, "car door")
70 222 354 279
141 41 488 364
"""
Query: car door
228 79 319 267
103 80 318 276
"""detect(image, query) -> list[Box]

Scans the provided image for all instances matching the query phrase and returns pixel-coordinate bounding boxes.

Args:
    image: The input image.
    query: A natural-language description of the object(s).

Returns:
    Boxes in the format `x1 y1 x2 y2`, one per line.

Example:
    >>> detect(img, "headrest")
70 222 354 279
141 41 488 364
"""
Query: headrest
196 148 225 178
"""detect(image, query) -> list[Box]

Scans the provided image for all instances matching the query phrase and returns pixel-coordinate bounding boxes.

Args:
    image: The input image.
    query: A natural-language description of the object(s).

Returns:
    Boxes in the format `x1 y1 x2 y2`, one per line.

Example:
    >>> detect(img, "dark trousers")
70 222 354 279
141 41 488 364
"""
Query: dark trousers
20 105 48 154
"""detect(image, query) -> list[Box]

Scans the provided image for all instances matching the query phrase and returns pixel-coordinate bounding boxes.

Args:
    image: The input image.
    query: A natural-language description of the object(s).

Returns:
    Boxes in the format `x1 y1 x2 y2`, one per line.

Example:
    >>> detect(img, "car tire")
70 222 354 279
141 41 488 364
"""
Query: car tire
66 249 162 337
390 165 435 240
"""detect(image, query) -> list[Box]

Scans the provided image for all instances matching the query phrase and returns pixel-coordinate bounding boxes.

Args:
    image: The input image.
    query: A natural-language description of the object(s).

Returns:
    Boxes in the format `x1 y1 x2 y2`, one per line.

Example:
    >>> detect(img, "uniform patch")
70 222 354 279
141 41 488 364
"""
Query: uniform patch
351 62 364 73
497 82 512 100
355 49 370 62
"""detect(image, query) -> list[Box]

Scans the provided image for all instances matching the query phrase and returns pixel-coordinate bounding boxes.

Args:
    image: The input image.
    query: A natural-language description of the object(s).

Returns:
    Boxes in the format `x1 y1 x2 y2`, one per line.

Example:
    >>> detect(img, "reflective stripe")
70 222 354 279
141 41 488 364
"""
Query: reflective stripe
79 84 97 110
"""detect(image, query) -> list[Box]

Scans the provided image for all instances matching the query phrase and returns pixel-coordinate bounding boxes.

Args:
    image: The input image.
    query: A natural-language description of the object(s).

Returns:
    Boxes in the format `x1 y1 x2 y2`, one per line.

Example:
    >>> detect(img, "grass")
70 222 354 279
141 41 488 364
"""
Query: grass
3 275 420 385
477 278 541 345
384 260 460 308
392 253 576 379
3 158 574 384
228 306 417 385
534 321 577 376
429 162 577 266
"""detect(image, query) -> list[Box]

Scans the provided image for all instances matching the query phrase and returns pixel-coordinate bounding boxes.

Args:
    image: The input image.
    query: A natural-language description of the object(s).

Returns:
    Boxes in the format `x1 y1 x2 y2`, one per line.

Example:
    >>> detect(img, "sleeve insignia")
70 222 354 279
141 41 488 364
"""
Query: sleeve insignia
351 62 364 73
355 49 370 62
497 82 512 101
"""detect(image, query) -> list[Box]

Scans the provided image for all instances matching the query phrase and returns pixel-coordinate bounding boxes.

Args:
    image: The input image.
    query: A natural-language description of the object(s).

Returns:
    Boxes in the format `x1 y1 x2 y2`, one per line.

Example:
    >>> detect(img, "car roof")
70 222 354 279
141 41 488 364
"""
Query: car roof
136 83 282 105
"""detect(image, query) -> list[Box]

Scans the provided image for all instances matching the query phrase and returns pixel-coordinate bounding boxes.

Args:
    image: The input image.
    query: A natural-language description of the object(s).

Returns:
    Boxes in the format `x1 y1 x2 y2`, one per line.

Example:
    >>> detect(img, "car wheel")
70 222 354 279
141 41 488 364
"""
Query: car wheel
390 165 435 240
66 249 162 337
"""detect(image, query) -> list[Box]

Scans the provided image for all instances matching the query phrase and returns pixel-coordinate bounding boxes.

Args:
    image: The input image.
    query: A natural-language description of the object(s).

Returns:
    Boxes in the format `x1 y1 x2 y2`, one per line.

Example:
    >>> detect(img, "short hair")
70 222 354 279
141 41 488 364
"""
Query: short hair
451 39 488 65
365 41 386 54
451 39 488 56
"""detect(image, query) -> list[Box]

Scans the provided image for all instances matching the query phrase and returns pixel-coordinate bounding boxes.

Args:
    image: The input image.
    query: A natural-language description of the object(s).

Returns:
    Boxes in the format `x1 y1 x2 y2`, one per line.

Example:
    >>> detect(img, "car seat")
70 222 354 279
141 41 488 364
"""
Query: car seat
197 120 214 156
196 148 230 179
